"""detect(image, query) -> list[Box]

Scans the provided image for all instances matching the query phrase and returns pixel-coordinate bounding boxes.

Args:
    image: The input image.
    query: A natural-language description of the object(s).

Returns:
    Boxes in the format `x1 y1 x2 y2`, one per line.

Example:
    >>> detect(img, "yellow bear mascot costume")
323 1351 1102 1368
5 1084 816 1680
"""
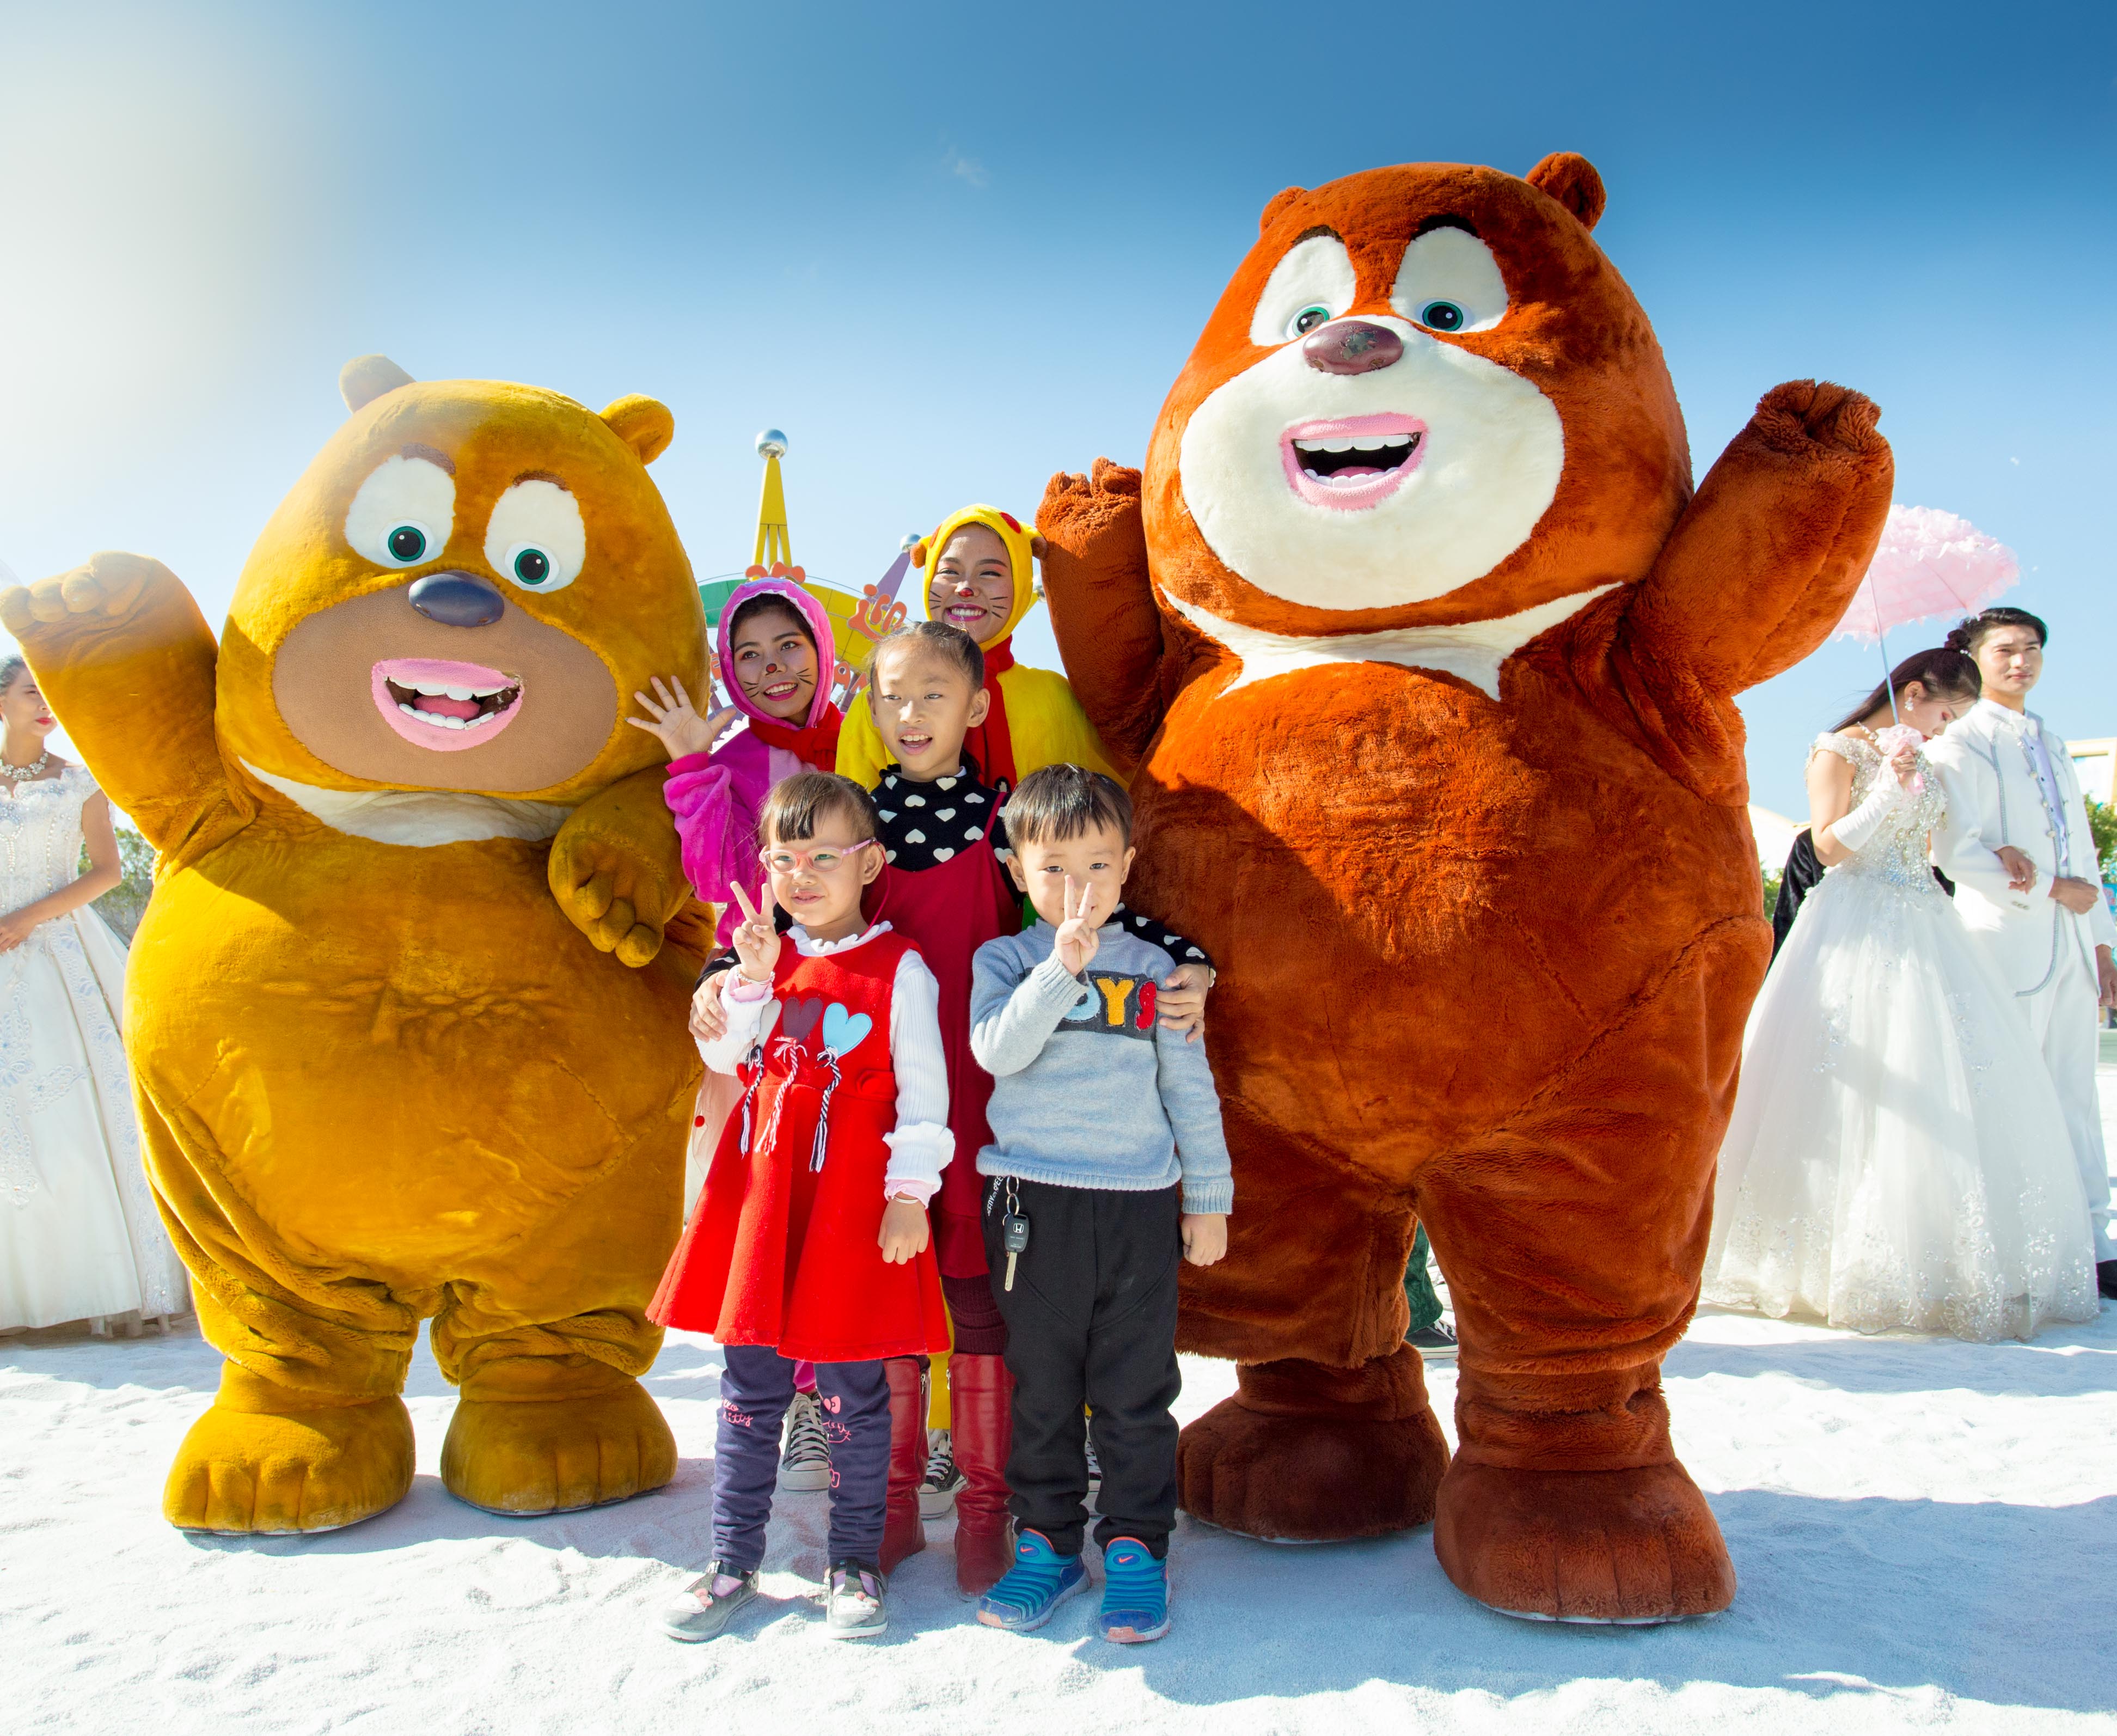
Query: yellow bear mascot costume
1 357 708 1533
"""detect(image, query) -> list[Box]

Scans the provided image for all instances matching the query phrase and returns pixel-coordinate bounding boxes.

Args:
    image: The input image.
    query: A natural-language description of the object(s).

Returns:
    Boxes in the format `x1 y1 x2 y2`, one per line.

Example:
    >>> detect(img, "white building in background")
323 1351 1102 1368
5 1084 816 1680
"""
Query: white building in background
1749 806 1802 874
2071 738 2113 808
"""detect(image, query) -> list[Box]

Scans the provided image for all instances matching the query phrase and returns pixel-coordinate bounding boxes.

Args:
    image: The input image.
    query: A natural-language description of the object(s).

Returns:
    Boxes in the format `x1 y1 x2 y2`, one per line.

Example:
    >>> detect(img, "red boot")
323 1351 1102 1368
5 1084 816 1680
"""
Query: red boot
878 1358 928 1575
949 1353 1015 1597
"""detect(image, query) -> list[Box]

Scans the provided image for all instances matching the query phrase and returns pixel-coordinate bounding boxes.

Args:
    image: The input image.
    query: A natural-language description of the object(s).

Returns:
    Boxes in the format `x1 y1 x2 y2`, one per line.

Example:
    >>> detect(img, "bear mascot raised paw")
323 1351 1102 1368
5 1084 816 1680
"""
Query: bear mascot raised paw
1 359 712 1533
1037 155 1892 1622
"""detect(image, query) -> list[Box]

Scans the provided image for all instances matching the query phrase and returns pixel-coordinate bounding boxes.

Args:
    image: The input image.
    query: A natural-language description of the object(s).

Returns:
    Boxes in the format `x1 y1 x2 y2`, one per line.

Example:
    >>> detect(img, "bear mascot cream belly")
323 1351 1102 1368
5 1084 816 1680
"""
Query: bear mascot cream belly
1 358 712 1533
1037 156 1892 1621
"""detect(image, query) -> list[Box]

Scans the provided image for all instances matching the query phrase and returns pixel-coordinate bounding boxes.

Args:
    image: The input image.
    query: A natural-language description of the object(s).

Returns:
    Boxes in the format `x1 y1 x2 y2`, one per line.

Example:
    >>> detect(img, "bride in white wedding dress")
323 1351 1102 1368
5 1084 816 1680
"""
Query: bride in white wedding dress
0 656 188 1332
1706 648 2097 1342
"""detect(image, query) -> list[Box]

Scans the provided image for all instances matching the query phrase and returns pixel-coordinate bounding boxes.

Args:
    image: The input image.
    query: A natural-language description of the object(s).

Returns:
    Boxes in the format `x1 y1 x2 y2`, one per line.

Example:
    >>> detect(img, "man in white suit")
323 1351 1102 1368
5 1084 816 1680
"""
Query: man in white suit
1928 608 2117 1299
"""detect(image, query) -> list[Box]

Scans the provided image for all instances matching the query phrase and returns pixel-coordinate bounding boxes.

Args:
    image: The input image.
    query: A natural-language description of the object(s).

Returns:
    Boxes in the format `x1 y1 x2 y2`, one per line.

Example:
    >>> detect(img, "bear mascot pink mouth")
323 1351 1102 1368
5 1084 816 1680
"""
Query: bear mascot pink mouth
2 359 713 1534
1037 153 1892 1623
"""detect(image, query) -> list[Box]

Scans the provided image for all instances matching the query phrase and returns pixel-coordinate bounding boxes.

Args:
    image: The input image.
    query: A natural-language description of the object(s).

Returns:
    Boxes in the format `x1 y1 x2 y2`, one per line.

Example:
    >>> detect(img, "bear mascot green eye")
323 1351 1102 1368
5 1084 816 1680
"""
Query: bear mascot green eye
0 357 713 1533
1030 151 1893 1624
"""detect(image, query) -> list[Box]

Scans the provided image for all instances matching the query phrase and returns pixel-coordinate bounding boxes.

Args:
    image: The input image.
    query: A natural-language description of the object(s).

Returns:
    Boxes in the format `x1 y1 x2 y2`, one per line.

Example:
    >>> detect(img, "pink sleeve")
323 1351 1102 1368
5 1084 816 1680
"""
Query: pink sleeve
664 735 772 917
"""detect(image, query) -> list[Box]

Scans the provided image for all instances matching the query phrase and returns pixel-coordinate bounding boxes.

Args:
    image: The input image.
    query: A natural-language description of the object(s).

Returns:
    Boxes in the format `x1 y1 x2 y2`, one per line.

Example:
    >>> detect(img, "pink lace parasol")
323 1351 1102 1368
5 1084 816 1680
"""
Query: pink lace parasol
1834 505 2020 645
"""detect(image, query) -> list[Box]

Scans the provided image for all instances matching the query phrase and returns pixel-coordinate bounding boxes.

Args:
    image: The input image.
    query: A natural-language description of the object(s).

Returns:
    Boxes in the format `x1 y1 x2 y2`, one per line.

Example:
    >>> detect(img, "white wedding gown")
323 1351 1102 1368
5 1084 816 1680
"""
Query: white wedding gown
1705 732 2098 1342
0 765 188 1329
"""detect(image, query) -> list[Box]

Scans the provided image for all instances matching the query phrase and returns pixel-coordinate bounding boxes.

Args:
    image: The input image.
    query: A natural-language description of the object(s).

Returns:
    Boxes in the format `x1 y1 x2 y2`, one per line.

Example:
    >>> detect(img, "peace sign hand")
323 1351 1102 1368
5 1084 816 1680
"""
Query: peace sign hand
729 882 781 985
626 674 742 761
1054 875 1103 976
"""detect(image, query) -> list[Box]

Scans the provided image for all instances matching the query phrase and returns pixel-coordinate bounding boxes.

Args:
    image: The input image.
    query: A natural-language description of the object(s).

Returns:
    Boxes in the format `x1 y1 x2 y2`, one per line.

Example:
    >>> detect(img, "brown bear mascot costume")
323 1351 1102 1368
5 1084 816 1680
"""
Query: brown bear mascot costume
0 359 708 1533
1037 155 1892 1621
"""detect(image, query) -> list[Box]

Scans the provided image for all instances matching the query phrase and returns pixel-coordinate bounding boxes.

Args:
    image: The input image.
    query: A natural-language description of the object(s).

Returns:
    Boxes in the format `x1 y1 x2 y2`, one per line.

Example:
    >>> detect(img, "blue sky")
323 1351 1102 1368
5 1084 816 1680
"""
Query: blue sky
3 1 2110 818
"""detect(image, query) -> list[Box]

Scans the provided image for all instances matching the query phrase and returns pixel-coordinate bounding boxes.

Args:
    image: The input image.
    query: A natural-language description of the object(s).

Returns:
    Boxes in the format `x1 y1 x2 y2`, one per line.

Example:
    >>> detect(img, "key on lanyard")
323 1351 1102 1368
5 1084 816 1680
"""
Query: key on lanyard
1000 1179 1029 1293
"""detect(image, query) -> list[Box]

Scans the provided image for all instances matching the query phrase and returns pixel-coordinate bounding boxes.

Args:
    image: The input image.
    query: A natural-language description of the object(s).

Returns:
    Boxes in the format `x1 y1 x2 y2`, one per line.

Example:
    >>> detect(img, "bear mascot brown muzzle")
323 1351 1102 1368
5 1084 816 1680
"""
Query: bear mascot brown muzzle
1036 154 1892 1622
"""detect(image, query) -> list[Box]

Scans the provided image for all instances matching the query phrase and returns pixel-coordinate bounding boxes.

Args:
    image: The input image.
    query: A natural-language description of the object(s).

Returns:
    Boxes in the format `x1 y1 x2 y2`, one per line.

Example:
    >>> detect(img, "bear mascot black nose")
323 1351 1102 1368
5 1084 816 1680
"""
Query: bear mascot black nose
1302 320 1404 375
408 571 506 628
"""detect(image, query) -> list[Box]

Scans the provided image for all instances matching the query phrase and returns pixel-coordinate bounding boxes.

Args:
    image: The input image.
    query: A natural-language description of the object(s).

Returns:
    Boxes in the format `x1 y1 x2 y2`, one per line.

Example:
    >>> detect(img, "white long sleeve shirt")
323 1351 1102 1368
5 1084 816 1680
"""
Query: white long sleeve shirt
697 920 954 1205
1928 699 2117 994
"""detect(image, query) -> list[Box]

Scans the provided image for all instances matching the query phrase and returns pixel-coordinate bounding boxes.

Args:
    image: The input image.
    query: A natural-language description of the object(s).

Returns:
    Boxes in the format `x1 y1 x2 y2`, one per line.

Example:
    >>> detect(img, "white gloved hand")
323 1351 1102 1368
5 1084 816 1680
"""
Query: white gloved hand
1870 724 1926 795
1827 776 1905 853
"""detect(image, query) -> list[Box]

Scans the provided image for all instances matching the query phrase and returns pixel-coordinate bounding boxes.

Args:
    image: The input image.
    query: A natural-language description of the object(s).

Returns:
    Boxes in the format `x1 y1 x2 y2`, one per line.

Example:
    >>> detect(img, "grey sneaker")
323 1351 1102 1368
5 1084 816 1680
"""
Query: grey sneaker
823 1560 887 1639
919 1428 964 1518
660 1564 759 1642
779 1389 831 1491
1406 1319 1458 1360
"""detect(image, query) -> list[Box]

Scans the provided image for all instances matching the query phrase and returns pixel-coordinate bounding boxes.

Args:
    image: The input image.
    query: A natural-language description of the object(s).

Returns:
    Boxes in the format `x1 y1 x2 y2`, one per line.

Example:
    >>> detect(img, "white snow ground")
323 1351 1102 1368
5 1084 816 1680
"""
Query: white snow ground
7 1073 2116 1735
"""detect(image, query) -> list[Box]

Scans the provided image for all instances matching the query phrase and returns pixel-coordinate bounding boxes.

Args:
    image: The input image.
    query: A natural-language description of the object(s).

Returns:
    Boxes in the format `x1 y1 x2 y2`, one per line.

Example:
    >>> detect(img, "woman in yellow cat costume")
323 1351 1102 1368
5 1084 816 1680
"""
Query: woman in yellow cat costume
1 358 709 1533
835 505 1115 789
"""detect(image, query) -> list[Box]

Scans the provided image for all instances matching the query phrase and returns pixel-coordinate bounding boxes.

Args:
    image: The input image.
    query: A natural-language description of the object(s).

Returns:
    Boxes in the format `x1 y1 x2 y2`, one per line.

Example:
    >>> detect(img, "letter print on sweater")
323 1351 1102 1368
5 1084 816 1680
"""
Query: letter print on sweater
1061 972 1157 1040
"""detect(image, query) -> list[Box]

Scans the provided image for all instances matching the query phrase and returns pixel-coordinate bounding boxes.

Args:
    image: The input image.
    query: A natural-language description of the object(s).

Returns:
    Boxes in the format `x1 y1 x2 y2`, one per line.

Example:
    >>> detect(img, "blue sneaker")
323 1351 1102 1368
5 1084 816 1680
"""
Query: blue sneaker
976 1528 1087 1631
1098 1538 1170 1643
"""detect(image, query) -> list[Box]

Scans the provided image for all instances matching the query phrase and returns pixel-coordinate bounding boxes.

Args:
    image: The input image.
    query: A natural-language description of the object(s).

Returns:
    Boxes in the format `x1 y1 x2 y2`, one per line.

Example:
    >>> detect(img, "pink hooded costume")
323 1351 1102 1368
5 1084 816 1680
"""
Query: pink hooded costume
662 576 841 946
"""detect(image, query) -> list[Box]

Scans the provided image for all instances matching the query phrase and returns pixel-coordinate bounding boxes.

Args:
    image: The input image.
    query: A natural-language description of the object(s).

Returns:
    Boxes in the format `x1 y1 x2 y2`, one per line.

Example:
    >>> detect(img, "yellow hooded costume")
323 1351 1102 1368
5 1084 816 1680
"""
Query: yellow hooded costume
835 504 1114 788
0 358 709 1533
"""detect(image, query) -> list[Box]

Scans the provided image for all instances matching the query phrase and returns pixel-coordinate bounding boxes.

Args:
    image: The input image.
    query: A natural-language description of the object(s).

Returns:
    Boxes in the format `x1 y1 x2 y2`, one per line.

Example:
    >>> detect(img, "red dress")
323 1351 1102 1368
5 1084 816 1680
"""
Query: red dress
651 930 950 1364
866 803 1018 1279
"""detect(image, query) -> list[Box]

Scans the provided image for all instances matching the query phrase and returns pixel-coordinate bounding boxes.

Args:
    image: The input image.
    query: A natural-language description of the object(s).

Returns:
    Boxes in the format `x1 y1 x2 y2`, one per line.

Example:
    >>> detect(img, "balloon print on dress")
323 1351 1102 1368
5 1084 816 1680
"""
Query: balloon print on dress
778 996 824 1046
819 1004 872 1056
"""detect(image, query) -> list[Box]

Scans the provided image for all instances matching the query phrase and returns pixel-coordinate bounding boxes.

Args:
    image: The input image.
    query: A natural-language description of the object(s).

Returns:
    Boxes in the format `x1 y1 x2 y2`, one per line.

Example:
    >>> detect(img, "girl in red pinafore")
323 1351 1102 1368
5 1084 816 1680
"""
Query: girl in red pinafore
632 577 846 1493
650 773 951 1645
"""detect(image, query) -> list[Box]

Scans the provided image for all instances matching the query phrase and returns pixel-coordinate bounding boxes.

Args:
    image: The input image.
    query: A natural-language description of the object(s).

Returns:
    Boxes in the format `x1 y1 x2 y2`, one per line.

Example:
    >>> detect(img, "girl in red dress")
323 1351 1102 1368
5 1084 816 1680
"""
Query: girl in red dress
650 773 952 1643
632 578 848 1494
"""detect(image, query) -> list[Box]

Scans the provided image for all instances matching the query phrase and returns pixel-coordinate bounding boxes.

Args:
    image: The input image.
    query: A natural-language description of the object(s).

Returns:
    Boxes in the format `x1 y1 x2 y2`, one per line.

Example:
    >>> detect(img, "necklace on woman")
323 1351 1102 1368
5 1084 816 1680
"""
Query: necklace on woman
0 751 50 783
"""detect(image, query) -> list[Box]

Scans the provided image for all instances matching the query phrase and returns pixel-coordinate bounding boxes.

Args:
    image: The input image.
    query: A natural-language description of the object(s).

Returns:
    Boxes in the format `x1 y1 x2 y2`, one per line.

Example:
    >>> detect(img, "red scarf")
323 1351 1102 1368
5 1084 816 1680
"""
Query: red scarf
749 703 843 773
964 637 1017 791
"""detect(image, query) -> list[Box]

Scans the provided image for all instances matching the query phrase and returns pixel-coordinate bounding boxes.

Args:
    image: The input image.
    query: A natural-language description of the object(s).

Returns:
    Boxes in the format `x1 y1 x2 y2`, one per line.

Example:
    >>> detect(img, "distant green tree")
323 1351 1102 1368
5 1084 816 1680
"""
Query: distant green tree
2088 797 2116 882
82 824 156 942
1761 865 1783 917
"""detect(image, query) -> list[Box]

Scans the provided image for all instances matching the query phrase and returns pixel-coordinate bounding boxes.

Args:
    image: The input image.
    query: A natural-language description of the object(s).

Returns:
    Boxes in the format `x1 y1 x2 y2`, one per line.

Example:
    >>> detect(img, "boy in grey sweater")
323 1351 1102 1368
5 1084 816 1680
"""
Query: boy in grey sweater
969 766 1231 1645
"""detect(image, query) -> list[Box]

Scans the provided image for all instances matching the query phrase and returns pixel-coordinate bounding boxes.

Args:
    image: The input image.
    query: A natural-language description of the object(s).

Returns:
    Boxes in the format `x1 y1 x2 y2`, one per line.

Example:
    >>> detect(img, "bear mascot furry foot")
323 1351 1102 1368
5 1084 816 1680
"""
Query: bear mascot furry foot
1 360 712 1532
1037 155 1892 1622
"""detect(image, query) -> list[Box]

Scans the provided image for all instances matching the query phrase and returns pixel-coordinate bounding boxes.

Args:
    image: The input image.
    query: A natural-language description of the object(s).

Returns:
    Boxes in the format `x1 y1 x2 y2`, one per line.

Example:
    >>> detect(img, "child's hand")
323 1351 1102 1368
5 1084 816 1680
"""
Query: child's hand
627 675 741 761
729 883 781 985
879 1194 930 1264
1054 875 1103 976
1157 963 1212 1044
1181 1213 1228 1267
689 971 731 1043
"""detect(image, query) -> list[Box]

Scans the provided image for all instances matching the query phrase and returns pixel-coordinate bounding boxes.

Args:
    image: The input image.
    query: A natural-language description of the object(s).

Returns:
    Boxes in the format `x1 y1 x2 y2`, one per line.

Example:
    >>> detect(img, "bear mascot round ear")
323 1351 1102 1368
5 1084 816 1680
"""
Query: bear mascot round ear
1525 152 1606 231
1257 186 1307 235
599 395 675 466
339 354 415 413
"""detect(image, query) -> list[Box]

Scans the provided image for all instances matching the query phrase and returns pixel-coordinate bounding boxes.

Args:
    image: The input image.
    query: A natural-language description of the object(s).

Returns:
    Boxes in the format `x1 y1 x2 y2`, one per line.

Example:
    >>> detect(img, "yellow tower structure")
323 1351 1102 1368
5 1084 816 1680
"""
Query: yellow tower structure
751 429 794 571
729 430 917 705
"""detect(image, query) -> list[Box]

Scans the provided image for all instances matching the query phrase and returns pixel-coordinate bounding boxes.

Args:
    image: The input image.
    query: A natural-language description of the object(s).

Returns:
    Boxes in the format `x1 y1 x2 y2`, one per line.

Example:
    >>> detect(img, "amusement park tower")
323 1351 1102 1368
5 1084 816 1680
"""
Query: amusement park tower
699 430 920 705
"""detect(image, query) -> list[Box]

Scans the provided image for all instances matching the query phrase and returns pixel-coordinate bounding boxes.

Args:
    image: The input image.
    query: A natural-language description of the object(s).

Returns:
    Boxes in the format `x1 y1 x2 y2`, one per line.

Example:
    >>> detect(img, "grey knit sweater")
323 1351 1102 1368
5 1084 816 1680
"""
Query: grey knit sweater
969 921 1234 1215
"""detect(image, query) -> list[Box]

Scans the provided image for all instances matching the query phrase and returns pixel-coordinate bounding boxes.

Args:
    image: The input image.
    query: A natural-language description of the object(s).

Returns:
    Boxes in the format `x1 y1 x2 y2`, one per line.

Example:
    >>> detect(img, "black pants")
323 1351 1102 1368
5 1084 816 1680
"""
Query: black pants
983 1175 1182 1558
